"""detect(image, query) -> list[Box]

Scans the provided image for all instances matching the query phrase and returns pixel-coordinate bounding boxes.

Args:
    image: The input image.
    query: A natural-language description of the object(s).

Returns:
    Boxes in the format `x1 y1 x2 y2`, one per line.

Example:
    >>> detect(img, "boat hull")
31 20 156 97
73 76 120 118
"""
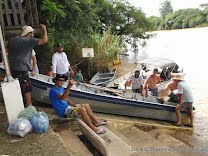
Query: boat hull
0 66 189 123
30 77 189 123
90 69 116 86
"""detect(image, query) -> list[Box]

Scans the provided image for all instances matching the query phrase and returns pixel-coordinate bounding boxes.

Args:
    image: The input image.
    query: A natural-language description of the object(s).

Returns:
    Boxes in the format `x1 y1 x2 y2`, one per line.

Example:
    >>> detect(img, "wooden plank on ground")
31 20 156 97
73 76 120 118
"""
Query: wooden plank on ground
76 118 134 156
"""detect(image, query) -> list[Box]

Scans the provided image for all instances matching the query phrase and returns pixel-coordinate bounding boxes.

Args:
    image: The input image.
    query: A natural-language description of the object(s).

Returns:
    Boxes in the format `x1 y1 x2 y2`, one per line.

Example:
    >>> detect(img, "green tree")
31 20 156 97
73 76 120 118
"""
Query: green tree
161 8 206 29
159 0 173 18
200 3 208 22
95 0 152 40
148 16 161 30
35 0 152 75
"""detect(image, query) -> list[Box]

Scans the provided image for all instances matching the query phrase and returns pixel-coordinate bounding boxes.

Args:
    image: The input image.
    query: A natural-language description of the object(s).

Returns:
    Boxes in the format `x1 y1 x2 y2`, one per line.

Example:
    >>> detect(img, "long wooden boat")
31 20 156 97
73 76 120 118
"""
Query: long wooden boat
0 66 189 123
90 69 116 86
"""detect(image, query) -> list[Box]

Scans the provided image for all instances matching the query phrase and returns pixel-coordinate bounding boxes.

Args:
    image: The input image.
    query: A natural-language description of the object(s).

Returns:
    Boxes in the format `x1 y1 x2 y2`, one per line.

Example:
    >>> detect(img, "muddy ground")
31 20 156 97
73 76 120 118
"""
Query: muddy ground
0 103 74 156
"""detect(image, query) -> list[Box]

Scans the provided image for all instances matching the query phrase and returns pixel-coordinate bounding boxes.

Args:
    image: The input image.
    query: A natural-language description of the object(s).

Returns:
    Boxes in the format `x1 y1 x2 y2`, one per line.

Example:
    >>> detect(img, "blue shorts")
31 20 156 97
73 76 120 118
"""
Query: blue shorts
132 89 140 93
149 87 158 96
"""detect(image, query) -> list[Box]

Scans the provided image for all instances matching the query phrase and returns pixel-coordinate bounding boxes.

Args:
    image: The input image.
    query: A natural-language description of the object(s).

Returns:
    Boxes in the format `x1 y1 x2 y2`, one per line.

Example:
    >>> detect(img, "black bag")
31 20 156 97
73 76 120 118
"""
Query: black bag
168 92 179 103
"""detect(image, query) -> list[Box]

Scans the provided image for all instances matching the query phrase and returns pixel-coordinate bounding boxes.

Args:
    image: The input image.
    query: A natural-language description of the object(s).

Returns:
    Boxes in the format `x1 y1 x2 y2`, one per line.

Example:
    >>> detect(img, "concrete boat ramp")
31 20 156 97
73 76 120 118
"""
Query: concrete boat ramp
75 117 206 156
36 105 207 156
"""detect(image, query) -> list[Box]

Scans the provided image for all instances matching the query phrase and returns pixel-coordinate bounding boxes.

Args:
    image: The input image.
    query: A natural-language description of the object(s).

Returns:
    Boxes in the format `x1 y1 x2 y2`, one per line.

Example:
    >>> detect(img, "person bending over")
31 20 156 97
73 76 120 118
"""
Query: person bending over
172 74 194 127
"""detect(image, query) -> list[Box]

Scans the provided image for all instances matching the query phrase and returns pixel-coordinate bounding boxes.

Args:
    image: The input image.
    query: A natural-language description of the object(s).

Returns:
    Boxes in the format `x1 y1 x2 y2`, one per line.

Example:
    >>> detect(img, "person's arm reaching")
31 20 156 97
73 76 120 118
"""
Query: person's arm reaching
61 80 76 107
31 54 37 76
38 24 48 45
52 55 57 78
140 84 144 96
144 77 150 97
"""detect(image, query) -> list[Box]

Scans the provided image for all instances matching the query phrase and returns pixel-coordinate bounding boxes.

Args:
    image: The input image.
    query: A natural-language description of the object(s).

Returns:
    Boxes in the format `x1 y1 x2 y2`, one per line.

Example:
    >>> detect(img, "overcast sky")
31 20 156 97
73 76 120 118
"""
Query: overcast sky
128 0 208 17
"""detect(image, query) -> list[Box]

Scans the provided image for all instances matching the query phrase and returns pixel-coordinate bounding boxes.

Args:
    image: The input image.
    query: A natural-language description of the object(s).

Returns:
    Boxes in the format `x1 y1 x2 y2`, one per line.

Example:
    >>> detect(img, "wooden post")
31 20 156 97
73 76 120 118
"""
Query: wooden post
0 0 5 41
10 0 19 26
17 0 25 26
3 0 12 27
31 0 39 27
25 0 33 26
0 0 2 25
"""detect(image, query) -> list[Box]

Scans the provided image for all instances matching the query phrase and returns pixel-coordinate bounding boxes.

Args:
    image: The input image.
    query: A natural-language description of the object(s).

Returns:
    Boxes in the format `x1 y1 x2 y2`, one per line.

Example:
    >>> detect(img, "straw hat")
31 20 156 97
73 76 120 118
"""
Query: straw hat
172 73 184 81
20 25 34 36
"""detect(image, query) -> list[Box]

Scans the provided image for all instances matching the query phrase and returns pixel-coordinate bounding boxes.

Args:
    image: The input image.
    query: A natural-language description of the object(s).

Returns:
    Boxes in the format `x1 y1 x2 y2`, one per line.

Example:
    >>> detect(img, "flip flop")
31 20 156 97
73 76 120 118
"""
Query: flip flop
101 119 107 122
95 121 107 127
96 128 106 134
175 123 181 126
185 125 193 128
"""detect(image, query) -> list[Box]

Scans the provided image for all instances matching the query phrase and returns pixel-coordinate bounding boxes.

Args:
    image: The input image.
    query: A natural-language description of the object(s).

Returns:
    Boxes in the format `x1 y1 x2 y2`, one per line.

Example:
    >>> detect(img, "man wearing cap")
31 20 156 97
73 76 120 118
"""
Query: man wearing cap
49 74 106 134
8 24 48 107
52 44 74 78
173 74 194 127
124 70 144 95
144 68 161 97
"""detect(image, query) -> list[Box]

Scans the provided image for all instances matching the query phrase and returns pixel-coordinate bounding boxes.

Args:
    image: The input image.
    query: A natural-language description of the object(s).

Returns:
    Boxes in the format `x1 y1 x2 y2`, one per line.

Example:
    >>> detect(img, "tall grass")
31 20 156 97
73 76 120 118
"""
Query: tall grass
36 28 122 78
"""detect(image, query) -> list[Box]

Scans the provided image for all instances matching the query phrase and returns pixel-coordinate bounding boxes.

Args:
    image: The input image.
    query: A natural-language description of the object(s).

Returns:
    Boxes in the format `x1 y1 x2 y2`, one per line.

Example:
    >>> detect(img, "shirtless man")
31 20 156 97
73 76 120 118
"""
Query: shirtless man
144 68 161 97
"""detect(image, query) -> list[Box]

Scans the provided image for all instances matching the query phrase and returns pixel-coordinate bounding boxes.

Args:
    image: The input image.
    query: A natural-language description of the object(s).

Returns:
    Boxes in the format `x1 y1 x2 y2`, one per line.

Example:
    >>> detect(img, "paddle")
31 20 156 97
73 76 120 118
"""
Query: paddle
0 25 24 123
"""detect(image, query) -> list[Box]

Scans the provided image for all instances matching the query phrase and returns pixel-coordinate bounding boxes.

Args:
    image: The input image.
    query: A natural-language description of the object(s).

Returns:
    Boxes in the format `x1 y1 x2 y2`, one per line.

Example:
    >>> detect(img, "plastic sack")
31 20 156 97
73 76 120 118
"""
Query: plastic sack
18 106 37 120
30 112 49 134
7 118 32 137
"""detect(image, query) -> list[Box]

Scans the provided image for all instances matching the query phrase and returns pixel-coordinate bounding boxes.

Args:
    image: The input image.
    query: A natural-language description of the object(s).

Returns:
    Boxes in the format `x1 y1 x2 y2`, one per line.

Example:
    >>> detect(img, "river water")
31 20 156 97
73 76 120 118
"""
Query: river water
123 27 208 140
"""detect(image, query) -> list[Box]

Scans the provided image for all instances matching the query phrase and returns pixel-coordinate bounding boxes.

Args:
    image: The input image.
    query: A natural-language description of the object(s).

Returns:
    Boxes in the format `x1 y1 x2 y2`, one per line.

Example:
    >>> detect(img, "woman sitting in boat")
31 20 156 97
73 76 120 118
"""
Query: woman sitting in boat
49 74 107 134
124 70 144 95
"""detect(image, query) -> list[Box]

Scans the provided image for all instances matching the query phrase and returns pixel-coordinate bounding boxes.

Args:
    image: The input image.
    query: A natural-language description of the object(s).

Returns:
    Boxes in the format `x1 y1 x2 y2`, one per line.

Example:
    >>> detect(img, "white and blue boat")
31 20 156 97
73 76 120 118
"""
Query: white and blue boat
0 65 189 123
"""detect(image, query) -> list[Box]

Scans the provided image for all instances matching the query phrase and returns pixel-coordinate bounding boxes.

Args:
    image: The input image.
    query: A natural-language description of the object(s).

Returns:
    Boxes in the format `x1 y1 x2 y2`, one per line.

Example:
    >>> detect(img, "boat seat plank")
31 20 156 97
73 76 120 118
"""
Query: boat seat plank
99 74 115 77
99 77 114 80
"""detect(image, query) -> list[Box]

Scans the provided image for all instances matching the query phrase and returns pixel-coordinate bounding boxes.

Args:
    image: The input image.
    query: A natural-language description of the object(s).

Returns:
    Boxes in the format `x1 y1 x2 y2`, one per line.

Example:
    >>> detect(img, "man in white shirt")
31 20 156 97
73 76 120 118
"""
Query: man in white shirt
124 70 144 95
173 74 194 127
52 44 74 78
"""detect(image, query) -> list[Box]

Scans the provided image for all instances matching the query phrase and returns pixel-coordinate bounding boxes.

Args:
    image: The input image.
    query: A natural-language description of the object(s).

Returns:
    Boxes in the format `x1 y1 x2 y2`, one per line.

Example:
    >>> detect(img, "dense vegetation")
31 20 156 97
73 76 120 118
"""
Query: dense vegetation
35 0 208 79
148 0 208 30
35 0 152 78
